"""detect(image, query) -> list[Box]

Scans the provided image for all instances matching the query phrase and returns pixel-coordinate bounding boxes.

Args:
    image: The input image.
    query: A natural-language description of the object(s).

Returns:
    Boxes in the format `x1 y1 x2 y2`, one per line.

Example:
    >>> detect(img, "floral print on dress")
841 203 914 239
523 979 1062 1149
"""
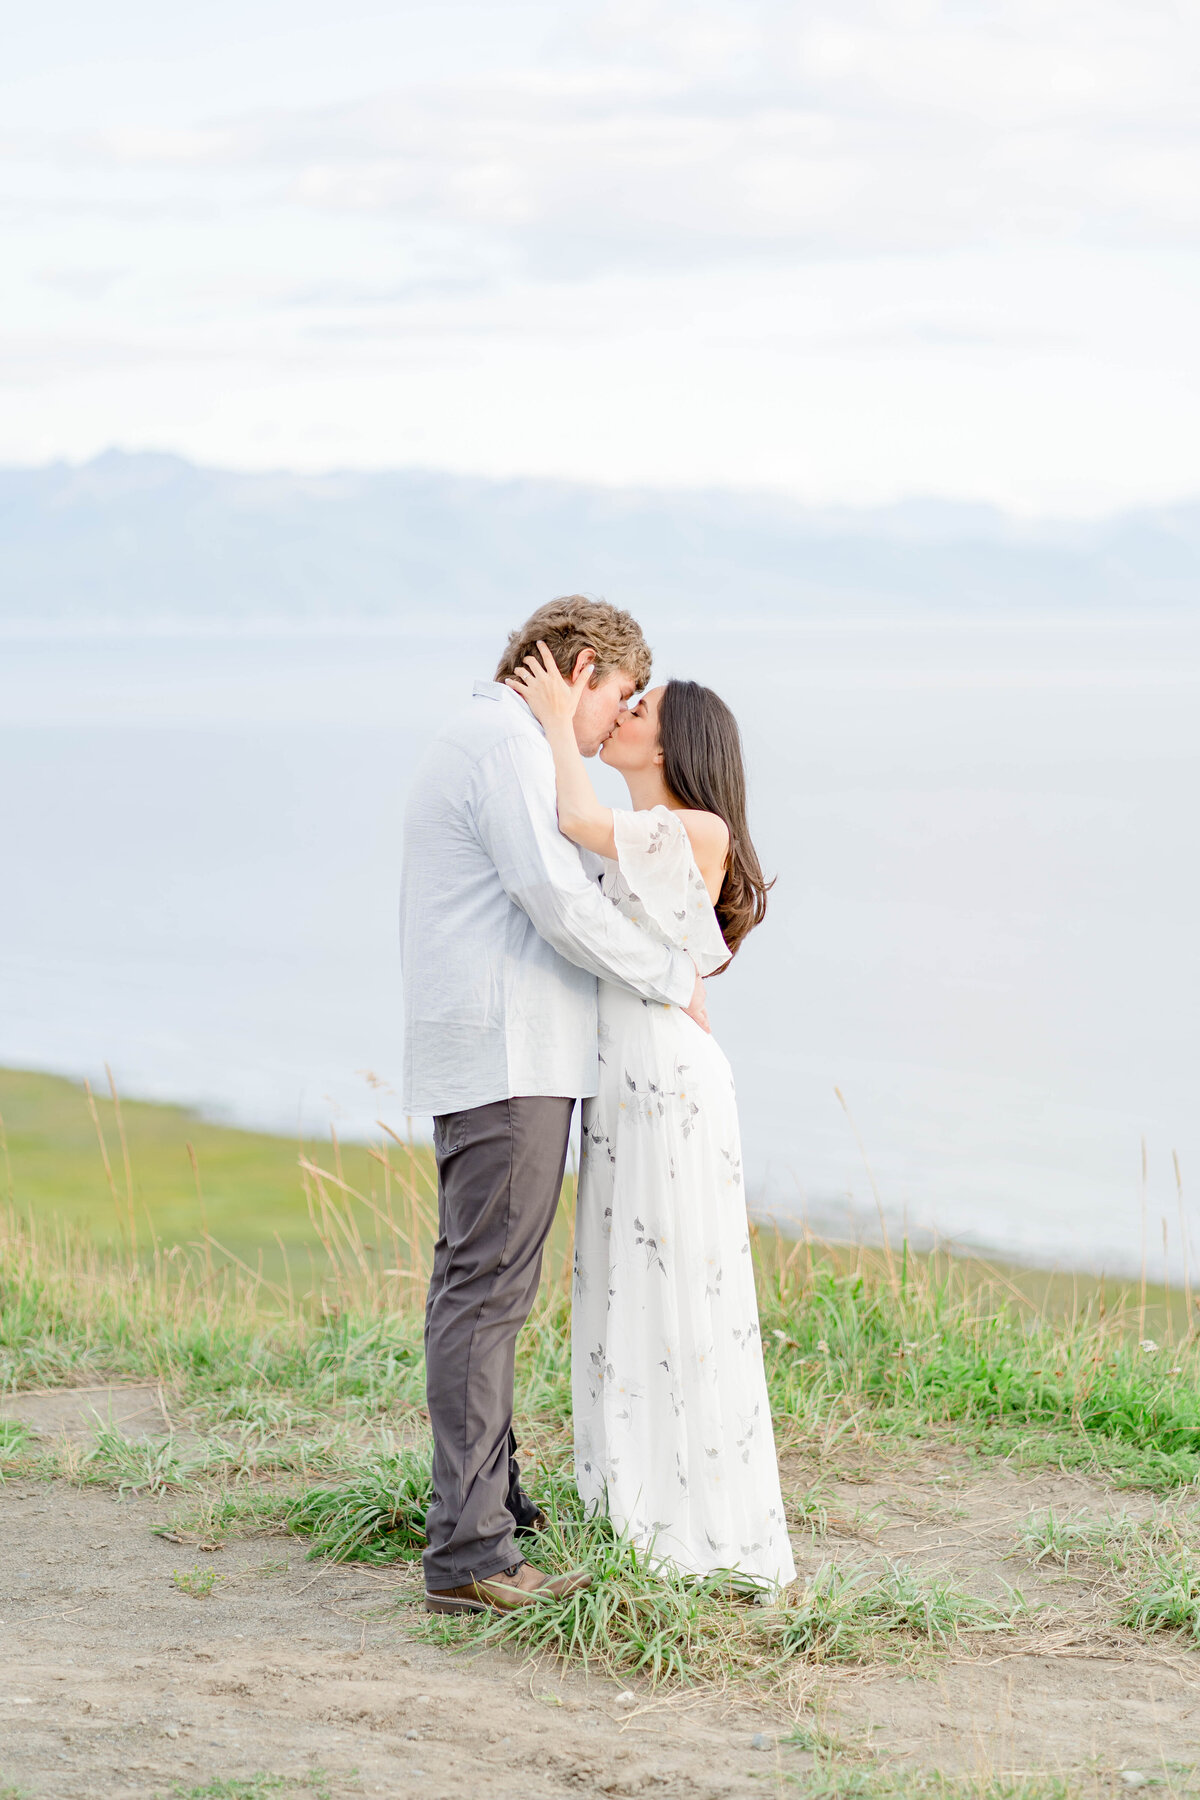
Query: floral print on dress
604 806 731 976
571 806 796 1591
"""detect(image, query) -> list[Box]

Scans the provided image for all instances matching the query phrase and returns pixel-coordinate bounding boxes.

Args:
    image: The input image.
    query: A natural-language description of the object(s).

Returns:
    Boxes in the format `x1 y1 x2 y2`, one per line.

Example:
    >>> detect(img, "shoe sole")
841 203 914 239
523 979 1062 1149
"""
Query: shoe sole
423 1593 488 1615
425 1574 593 1614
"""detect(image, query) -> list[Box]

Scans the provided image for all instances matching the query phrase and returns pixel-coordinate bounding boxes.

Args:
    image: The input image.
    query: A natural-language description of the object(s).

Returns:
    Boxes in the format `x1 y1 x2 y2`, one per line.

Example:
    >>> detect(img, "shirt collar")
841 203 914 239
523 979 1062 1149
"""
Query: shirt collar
472 677 544 733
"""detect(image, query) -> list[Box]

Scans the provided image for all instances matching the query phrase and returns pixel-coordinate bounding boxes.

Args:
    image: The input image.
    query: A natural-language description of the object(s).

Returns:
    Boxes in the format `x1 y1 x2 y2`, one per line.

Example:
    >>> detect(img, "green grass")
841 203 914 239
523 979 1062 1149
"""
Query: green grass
9 1211 1200 1498
173 1563 223 1598
1018 1505 1196 1572
1015 1505 1200 1645
173 1784 289 1800
775 1562 1026 1664
10 1067 1200 1694
786 1776 1082 1800
171 1776 332 1800
1116 1556 1200 1641
8 1065 1200 1493
67 1423 353 1496
465 1483 771 1684
0 1065 436 1263
0 1419 32 1460
758 1259 1200 1489
160 1490 293 1544
288 1449 431 1563
413 1459 1026 1685
79 1425 198 1495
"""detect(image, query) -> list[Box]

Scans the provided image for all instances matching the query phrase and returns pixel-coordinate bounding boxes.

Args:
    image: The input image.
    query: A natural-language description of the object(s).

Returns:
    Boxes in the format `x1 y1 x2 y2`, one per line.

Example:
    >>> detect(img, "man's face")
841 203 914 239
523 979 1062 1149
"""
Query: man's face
572 664 638 757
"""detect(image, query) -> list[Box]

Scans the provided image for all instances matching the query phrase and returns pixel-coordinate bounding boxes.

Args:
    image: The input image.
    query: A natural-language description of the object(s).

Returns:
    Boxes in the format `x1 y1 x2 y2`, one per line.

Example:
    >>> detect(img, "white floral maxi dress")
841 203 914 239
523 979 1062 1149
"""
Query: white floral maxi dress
572 806 796 1589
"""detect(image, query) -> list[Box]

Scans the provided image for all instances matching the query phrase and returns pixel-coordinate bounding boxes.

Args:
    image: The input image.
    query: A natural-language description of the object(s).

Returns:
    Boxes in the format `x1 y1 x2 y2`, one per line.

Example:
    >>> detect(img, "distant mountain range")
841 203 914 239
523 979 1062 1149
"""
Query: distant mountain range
2 451 1198 623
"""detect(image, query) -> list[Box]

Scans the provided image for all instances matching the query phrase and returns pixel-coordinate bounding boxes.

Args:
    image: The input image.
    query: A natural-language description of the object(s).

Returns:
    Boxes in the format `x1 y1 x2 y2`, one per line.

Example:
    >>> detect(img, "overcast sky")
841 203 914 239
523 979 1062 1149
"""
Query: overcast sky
4 0 1200 512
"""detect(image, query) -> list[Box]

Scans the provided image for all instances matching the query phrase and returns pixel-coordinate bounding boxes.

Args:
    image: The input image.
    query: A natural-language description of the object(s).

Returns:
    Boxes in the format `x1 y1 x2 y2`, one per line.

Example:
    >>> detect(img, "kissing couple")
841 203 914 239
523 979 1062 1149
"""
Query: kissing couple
400 596 795 1613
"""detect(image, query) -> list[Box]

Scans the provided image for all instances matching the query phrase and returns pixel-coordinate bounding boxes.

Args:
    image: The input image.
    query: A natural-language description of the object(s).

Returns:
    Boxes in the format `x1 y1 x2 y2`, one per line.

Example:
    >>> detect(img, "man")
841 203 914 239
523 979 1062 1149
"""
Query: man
400 596 707 1614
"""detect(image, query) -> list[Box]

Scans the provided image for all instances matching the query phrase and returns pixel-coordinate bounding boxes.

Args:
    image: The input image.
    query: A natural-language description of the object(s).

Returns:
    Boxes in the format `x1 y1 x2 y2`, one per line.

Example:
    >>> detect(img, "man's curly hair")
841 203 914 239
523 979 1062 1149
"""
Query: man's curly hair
495 596 652 691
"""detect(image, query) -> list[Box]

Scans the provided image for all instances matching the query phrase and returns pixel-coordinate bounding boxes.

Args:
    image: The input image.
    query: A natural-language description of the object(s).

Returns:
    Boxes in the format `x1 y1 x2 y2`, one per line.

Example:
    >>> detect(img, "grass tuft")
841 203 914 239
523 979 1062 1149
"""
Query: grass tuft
173 1563 223 1598
163 1491 293 1545
470 1530 766 1686
414 1461 771 1684
288 1449 431 1563
776 1563 1025 1665
171 1775 332 1800
0 1418 33 1462
793 1773 1079 1800
1115 1555 1200 1641
1018 1505 1197 1573
425 1464 1023 1686
79 1426 195 1496
1015 1504 1200 1645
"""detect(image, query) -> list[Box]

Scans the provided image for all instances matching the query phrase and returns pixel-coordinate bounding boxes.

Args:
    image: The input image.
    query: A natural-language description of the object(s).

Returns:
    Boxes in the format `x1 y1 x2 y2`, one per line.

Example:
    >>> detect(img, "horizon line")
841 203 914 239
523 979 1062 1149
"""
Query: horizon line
8 445 1200 530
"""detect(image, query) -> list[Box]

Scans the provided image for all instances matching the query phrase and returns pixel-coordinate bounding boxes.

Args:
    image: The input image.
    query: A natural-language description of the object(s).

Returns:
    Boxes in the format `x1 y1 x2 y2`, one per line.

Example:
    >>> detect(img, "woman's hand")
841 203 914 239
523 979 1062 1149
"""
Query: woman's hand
507 640 617 857
505 641 586 731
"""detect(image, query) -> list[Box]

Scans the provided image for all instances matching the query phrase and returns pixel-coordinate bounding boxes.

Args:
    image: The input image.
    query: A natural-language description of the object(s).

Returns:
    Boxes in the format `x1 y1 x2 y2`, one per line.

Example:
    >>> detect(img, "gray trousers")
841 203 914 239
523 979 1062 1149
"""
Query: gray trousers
422 1095 574 1591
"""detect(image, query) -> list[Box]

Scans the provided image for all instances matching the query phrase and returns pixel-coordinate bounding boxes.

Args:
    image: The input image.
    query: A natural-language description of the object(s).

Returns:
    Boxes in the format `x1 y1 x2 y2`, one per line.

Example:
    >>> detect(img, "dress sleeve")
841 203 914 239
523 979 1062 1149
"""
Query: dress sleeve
610 805 732 976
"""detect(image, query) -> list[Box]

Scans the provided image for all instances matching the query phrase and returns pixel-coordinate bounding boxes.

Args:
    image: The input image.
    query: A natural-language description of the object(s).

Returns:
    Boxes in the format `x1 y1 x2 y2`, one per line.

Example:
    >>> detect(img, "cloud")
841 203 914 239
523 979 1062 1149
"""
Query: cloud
5 0 1200 512
37 267 125 301
277 274 496 312
0 194 220 224
714 317 1073 354
68 125 241 166
25 1 1200 275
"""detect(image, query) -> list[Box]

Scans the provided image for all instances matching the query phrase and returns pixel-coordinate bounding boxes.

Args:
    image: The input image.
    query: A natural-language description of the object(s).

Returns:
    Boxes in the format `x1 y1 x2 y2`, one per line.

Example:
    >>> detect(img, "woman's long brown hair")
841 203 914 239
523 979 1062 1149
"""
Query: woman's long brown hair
657 679 772 966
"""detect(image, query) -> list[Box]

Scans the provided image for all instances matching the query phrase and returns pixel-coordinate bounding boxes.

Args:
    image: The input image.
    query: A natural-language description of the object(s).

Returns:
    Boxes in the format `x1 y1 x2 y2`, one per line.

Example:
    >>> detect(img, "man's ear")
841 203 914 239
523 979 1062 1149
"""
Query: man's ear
570 648 597 687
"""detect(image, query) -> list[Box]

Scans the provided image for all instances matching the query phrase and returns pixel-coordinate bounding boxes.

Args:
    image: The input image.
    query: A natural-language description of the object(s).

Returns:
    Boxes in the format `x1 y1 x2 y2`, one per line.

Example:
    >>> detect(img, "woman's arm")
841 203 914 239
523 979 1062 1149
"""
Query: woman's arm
505 643 618 858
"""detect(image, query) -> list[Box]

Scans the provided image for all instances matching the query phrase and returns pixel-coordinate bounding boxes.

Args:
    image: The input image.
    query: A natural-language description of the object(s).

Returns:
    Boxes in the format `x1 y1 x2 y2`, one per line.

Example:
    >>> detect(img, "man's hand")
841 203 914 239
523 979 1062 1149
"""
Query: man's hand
683 968 711 1034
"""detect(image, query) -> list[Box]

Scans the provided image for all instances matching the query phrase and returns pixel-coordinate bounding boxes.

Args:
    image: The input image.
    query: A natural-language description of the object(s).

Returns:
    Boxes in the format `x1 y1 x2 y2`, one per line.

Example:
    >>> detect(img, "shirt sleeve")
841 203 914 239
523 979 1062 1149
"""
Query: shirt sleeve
469 732 696 1008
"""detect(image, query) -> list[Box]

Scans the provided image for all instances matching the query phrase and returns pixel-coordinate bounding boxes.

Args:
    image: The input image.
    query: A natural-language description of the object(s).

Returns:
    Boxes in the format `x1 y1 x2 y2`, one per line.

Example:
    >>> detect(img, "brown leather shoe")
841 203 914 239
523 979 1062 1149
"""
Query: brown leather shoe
425 1560 592 1615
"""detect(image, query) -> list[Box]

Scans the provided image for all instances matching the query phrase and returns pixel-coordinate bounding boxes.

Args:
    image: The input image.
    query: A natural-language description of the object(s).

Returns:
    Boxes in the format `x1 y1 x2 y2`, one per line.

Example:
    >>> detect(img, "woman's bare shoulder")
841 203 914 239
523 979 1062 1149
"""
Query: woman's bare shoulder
673 808 730 863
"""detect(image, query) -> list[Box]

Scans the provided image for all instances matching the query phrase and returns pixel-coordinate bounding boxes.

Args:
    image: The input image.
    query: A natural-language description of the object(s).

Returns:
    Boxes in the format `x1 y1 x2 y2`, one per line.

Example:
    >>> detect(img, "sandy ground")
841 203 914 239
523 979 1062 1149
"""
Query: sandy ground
3 1386 1200 1799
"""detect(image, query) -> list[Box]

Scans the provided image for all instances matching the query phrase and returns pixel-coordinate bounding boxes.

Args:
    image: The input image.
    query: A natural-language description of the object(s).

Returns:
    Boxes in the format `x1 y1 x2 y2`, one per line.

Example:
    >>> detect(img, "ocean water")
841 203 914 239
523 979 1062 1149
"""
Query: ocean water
2 614 1197 1277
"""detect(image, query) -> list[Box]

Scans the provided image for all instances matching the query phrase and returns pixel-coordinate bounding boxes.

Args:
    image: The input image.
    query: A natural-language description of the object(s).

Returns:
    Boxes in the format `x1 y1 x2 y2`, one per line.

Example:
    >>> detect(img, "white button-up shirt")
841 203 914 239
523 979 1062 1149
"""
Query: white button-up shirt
399 680 694 1116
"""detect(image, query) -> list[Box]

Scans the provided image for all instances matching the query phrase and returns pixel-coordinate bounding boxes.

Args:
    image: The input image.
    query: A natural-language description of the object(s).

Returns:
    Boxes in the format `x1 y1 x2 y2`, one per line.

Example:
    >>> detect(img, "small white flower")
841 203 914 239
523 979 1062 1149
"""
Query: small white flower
1139 1339 1159 1354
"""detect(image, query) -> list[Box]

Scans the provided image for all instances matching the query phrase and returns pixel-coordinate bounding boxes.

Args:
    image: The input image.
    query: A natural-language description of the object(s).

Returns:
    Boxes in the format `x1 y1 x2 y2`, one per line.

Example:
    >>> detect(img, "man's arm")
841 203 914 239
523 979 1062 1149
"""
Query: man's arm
470 733 698 1010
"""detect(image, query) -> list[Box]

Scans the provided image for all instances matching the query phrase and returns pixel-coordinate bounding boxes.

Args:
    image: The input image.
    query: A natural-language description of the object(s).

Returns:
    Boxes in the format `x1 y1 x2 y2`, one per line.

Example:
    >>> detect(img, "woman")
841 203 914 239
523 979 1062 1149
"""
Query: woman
506 646 795 1590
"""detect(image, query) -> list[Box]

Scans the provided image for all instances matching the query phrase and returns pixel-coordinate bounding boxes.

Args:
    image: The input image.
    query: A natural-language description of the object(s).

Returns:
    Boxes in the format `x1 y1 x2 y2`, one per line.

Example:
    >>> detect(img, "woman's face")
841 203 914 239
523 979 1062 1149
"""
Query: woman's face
600 683 665 772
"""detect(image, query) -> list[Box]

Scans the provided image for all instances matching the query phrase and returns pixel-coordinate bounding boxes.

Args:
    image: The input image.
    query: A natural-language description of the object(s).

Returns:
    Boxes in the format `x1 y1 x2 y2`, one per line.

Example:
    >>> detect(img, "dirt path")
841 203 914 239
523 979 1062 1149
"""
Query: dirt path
4 1392 1200 1797
777 1450 1200 1779
0 1477 791 1800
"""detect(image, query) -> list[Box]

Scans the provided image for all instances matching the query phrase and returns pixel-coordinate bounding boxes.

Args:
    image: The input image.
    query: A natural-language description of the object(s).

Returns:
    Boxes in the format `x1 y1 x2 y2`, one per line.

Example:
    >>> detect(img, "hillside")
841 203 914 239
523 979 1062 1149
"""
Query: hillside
4 451 1199 623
